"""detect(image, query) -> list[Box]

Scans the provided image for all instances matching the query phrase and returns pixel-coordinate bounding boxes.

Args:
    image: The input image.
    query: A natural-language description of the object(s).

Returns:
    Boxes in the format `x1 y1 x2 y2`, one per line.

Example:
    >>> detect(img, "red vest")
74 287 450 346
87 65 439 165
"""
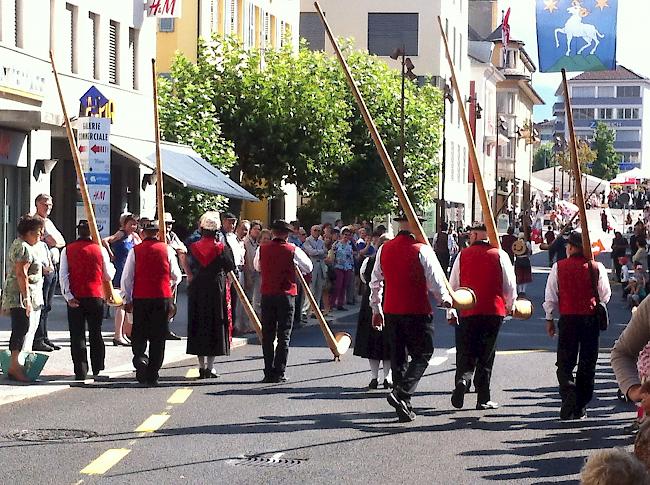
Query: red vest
557 255 597 315
380 232 432 315
459 242 506 318
133 239 172 299
260 239 297 296
66 239 104 298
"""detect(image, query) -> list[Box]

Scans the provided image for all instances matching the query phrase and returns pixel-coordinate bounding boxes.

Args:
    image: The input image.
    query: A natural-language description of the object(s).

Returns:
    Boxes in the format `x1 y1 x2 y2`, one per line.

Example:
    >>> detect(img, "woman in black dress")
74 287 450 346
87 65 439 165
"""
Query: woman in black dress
353 234 391 389
186 212 236 378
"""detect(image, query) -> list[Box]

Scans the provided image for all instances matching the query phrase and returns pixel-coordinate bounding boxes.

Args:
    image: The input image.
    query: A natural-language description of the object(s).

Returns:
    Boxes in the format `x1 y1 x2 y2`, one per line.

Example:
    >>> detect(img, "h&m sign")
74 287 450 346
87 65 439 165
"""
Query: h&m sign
146 0 182 18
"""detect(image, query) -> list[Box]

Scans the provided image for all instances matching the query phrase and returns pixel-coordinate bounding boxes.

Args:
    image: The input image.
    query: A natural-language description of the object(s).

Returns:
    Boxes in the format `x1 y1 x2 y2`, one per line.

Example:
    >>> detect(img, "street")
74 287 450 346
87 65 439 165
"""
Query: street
0 247 639 484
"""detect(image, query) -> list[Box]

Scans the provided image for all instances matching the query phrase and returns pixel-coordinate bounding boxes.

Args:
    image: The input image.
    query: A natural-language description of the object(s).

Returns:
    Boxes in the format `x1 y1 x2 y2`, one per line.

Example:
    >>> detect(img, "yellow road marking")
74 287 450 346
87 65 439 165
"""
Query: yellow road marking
80 449 131 475
186 368 200 378
168 388 193 404
135 414 170 433
496 349 547 356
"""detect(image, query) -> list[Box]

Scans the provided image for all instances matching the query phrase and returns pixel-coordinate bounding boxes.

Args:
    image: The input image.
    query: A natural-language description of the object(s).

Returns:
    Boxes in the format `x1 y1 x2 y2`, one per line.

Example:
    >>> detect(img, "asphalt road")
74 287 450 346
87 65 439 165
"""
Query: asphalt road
0 252 639 484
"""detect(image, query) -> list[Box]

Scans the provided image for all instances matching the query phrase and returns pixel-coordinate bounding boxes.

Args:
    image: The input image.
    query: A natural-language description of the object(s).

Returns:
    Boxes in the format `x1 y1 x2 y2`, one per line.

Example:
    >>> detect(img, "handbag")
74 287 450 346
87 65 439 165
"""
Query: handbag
588 261 609 332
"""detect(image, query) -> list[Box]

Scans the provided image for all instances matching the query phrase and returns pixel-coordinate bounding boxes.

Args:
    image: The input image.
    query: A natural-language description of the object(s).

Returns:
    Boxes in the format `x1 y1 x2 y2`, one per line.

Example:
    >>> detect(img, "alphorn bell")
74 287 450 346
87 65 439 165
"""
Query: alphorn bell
436 18 532 320
296 267 352 360
314 2 476 310
50 51 123 307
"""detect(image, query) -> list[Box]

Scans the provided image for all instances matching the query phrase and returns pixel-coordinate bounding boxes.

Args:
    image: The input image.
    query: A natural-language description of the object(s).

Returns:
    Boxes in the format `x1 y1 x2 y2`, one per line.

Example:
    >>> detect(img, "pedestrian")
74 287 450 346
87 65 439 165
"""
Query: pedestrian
332 227 355 311
1 215 45 381
254 220 312 383
32 194 65 352
218 212 243 334
601 210 610 233
185 212 236 379
103 213 141 346
302 225 327 318
354 234 392 390
121 220 182 386
612 231 629 282
32 226 58 352
369 214 452 422
544 226 556 246
500 227 517 264
59 220 115 380
548 230 570 266
233 219 251 335
447 223 517 411
243 220 262 319
433 222 458 275
514 233 532 296
163 212 188 341
633 239 648 274
543 231 611 420
295 226 310 325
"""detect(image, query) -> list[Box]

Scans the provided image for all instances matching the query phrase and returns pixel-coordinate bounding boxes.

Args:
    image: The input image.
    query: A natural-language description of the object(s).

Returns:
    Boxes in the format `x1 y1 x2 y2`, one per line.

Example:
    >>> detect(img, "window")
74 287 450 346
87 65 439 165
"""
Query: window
367 13 418 56
572 108 594 120
572 86 595 98
229 0 237 35
598 108 613 119
89 12 99 80
619 152 640 164
270 14 276 49
129 28 138 90
15 0 23 48
159 18 174 32
450 143 455 181
616 130 640 142
503 49 518 69
65 3 77 73
619 108 640 119
462 147 467 182
247 3 254 47
109 20 119 85
299 12 325 51
263 12 269 48
452 26 456 65
498 92 515 115
280 19 284 47
459 33 463 70
598 86 615 98
617 86 641 98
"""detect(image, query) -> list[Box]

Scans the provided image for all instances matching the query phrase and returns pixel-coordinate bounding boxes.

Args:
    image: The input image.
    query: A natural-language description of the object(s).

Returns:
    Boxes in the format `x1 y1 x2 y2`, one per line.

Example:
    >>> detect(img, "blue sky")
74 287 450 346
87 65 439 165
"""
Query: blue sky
497 0 649 121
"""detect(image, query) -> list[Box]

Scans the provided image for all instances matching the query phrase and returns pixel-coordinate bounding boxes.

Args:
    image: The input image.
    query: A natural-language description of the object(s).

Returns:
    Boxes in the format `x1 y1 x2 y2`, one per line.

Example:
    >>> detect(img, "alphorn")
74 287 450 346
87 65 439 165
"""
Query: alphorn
50 51 122 306
296 267 352 360
436 18 532 320
314 2 476 310
151 60 263 339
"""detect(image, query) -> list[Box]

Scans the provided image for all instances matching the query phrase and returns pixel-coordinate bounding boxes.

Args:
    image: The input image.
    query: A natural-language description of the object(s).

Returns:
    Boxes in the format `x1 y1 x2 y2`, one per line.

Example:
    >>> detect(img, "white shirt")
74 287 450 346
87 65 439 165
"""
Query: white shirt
542 259 611 320
369 242 452 316
42 218 65 264
621 265 630 283
253 241 313 275
59 242 116 302
447 243 518 320
302 236 326 260
220 230 245 267
120 242 182 304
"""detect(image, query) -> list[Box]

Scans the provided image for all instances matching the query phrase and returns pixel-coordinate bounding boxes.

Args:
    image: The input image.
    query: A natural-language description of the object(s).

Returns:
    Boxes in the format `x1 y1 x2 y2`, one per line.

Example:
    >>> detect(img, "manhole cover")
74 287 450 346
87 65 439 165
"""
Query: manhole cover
4 429 98 442
230 455 307 468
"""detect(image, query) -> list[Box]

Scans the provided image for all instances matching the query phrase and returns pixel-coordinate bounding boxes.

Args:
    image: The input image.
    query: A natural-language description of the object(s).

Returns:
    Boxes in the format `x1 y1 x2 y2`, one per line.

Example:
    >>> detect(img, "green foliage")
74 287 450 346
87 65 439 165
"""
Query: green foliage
533 143 554 172
555 140 595 175
591 121 620 180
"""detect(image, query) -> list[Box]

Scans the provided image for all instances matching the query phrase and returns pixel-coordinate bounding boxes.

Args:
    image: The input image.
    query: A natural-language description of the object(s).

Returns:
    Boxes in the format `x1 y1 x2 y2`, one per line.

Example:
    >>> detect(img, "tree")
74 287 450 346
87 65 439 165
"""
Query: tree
591 121 620 180
533 143 553 172
555 140 595 175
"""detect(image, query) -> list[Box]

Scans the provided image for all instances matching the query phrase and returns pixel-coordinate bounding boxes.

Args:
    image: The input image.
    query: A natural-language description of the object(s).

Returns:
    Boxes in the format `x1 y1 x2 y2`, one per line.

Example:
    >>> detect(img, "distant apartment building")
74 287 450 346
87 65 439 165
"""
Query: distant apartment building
553 66 650 173
535 120 555 143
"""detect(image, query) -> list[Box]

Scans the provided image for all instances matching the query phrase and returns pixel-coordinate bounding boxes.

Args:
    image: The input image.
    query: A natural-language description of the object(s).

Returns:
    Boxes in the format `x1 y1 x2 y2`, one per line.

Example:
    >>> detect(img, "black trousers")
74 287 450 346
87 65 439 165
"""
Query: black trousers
556 315 600 410
9 308 30 351
385 314 434 402
131 298 171 382
435 251 450 275
34 270 57 345
67 298 105 378
261 294 295 378
455 315 503 404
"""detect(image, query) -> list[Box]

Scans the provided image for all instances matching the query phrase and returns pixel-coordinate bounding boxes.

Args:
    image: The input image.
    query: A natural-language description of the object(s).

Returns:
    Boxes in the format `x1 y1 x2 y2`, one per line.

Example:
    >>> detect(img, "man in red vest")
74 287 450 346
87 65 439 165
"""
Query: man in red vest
448 223 517 411
543 231 611 419
369 214 452 422
59 220 115 380
254 220 313 383
121 220 182 386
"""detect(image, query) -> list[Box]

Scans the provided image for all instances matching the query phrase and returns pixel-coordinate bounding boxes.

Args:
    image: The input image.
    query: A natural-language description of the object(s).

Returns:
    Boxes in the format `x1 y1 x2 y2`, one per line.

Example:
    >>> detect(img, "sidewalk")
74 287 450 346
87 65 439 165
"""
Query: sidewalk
0 286 360 407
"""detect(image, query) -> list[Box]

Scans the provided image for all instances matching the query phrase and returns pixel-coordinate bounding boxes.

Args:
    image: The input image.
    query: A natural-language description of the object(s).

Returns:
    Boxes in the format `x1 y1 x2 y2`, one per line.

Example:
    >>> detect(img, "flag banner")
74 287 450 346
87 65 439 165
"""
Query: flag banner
536 0 617 73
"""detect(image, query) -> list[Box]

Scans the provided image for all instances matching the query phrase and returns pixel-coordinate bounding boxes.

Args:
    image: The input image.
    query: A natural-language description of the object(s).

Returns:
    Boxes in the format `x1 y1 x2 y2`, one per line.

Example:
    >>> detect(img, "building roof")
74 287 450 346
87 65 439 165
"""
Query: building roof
486 24 523 44
468 25 483 42
569 65 648 82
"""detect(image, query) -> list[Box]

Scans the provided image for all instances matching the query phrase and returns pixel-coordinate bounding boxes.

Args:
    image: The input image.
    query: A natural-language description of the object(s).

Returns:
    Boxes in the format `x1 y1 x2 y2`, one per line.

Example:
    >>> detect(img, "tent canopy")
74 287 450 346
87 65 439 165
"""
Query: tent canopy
532 167 610 196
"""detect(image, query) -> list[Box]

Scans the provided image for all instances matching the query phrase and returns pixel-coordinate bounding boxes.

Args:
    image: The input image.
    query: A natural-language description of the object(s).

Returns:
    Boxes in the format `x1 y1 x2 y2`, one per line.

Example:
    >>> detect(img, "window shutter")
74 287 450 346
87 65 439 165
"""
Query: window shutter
109 21 118 84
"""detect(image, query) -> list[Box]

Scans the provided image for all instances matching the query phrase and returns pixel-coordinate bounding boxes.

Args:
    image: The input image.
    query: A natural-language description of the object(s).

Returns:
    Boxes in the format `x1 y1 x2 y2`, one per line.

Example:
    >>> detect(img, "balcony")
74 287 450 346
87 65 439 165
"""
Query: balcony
614 141 642 150
570 96 643 106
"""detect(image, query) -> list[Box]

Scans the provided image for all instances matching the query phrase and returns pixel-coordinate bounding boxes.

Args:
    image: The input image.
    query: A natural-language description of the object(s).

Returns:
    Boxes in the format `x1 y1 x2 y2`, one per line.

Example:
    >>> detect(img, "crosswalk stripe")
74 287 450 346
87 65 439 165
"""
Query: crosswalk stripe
80 449 131 475
185 368 200 378
167 388 193 404
134 414 170 433
496 349 546 356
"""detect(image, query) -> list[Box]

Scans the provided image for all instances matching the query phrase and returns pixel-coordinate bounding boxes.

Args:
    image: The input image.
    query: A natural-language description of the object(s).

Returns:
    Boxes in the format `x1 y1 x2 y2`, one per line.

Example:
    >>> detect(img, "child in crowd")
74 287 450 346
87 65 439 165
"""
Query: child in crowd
580 448 650 484
626 277 645 309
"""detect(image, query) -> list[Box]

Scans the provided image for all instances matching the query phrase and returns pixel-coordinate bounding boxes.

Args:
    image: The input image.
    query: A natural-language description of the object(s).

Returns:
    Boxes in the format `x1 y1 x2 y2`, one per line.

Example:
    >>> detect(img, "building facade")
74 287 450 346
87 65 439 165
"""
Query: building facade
553 66 650 173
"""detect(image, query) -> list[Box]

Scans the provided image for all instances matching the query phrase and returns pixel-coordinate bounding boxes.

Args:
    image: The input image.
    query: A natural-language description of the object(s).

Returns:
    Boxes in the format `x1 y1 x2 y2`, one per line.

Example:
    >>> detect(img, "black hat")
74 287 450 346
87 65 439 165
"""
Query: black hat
270 219 293 232
222 212 237 221
568 230 583 248
470 223 487 232
142 220 160 232
76 219 89 229
393 212 427 223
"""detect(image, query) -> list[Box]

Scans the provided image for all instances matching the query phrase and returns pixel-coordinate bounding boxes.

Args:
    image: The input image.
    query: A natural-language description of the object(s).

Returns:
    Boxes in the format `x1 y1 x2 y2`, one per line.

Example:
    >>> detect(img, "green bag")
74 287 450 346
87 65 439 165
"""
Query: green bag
0 350 49 382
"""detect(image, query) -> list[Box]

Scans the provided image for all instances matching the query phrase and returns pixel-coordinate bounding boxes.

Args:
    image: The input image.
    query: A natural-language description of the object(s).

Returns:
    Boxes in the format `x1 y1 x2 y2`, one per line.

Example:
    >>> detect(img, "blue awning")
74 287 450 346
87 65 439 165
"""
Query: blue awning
111 135 258 202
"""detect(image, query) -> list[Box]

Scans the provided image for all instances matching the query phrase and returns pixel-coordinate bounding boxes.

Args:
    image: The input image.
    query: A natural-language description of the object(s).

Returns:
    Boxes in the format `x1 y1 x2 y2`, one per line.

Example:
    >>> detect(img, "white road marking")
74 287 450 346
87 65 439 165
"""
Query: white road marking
428 356 448 366
270 452 285 461
446 347 456 354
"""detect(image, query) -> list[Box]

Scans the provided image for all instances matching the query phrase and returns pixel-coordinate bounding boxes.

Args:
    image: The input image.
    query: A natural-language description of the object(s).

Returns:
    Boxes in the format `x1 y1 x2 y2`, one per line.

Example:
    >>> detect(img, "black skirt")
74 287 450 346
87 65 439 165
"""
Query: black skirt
353 257 390 360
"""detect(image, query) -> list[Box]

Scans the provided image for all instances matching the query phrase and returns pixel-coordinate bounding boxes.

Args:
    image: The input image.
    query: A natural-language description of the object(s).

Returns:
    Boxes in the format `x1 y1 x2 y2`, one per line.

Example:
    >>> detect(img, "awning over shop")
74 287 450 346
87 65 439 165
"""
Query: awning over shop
111 135 258 202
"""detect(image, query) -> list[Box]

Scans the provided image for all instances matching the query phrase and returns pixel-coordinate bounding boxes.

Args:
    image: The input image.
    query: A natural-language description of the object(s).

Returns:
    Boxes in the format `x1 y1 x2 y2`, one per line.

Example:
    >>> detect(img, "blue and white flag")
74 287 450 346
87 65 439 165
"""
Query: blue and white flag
536 0 617 72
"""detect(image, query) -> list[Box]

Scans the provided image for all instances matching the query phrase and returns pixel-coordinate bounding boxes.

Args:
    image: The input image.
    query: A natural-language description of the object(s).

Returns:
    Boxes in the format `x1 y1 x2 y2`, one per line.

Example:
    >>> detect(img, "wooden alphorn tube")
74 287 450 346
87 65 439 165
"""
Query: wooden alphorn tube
296 267 352 360
436 18 532 320
314 2 475 310
151 59 167 244
50 51 122 306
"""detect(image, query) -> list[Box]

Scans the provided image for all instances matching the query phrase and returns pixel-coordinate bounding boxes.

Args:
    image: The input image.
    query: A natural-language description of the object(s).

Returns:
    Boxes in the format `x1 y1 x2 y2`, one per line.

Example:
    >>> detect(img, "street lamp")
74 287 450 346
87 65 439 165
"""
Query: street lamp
438 83 454 230
390 47 417 182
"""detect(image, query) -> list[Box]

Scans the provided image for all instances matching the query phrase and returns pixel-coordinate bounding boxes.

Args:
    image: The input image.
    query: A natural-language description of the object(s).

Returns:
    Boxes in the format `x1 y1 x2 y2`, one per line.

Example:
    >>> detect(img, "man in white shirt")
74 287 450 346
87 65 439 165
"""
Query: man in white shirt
302 225 327 317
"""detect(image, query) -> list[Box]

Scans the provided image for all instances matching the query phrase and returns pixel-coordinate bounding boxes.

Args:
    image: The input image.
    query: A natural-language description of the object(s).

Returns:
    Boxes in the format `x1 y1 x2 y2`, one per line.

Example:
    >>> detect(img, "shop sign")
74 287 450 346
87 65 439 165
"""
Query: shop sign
146 0 182 17
79 86 115 123
0 129 27 167
0 64 46 101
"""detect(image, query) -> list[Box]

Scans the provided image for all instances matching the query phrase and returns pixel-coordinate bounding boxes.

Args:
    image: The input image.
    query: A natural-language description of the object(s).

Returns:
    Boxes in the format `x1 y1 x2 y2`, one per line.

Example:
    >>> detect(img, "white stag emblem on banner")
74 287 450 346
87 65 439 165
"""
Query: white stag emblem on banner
554 0 605 56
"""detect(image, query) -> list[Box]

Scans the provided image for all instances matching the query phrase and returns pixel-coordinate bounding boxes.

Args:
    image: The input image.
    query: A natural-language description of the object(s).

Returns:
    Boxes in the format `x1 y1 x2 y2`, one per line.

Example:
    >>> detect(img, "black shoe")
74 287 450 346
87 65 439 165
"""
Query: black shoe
274 375 288 383
113 338 131 347
387 391 416 422
134 357 149 384
572 407 587 420
368 378 378 390
93 374 109 382
45 341 61 350
166 331 182 341
336 306 348 311
205 369 220 379
198 368 207 379
260 375 274 383
560 393 577 420
32 342 54 352
75 374 87 381
147 379 159 387
451 380 467 409
476 401 499 410
383 380 393 390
